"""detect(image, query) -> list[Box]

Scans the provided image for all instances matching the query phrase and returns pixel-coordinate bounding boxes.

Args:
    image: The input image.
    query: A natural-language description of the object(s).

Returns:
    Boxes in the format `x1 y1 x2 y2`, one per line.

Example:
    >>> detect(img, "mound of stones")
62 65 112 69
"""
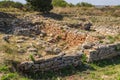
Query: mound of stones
65 22 92 31
85 43 120 62
0 12 15 18
0 19 13 33
93 26 120 35
18 42 120 72
12 19 45 36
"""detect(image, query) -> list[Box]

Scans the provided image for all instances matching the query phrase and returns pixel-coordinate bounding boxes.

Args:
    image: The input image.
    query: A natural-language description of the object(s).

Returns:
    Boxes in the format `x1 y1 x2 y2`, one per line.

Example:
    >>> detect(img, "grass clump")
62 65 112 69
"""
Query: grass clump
107 35 116 43
115 44 120 51
1 73 18 80
29 54 35 62
2 45 14 54
106 34 120 44
0 65 9 73
81 54 87 63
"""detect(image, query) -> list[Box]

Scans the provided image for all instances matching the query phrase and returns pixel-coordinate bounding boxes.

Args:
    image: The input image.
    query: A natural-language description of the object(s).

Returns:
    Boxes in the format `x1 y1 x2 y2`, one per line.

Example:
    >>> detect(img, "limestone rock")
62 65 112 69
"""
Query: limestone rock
28 47 38 53
16 39 25 43
40 30 47 37
45 47 53 54
17 48 25 54
2 35 10 43
83 22 92 31
82 42 95 49
53 47 62 54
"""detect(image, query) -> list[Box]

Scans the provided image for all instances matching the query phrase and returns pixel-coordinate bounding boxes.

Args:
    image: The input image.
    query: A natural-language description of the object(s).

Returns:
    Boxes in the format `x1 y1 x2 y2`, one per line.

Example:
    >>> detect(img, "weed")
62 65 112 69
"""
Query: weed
29 54 35 62
104 70 117 75
0 65 9 73
81 54 87 63
99 40 104 43
114 34 120 40
1 73 18 80
107 35 116 43
90 17 97 22
1 45 17 54
115 44 120 51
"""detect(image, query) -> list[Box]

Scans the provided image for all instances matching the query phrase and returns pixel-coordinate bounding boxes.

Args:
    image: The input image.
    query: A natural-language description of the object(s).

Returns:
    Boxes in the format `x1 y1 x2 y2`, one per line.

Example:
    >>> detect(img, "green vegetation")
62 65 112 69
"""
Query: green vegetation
76 2 94 7
68 3 75 7
1 56 120 80
107 35 116 43
0 0 23 9
115 5 120 8
115 44 120 51
81 54 87 62
29 54 35 62
107 35 120 44
1 73 18 80
0 64 29 80
0 65 9 73
52 0 69 7
26 0 53 13
0 45 17 54
0 1 120 80
52 1 94 7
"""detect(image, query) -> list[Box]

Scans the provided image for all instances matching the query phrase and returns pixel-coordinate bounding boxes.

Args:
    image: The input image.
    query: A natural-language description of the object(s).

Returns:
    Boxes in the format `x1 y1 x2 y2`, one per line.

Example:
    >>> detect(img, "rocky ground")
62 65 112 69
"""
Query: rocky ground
0 7 120 80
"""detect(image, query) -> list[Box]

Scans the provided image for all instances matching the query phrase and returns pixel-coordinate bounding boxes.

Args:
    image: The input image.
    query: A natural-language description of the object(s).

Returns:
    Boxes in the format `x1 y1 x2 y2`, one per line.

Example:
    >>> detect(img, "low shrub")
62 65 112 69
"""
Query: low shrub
0 0 24 9
26 0 53 13
76 2 94 7
52 0 69 7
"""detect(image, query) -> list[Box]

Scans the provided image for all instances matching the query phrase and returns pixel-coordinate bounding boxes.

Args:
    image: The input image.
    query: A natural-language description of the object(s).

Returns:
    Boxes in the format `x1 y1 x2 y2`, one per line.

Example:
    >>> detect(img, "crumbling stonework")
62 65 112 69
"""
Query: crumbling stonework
1 12 120 73
42 25 87 48
19 52 82 72
18 42 120 72
86 43 120 62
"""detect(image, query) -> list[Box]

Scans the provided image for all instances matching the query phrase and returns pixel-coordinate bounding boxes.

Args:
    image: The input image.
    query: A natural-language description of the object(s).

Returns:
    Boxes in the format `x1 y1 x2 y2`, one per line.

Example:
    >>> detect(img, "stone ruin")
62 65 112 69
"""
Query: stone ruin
19 52 82 72
87 43 120 62
1 12 120 73
18 22 120 72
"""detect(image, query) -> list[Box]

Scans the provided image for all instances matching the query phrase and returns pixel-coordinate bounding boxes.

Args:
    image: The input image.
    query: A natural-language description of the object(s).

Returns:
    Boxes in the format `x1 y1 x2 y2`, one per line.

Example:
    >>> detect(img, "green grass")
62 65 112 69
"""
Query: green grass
79 56 120 80
115 44 120 51
106 34 120 44
0 44 17 54
1 7 120 80
1 56 120 80
29 54 35 62
0 65 29 80
1 73 30 80
1 73 18 80
107 35 116 43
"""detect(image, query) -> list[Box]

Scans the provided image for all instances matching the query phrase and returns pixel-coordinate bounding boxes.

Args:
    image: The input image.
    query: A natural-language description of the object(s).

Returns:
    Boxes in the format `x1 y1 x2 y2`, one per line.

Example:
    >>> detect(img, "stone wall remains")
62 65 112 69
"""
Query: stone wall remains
19 53 82 73
87 43 120 62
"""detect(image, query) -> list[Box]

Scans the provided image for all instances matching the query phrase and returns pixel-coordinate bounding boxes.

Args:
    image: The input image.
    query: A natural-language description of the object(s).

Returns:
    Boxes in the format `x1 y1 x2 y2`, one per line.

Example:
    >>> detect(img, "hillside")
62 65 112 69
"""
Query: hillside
0 7 120 80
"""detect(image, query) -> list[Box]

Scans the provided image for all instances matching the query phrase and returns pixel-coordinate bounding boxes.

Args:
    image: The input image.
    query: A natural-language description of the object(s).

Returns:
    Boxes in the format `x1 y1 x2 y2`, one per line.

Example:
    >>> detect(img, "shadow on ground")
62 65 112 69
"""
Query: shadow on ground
91 55 120 68
0 12 16 34
17 56 120 79
41 12 63 20
0 12 16 18
17 64 95 80
0 12 41 37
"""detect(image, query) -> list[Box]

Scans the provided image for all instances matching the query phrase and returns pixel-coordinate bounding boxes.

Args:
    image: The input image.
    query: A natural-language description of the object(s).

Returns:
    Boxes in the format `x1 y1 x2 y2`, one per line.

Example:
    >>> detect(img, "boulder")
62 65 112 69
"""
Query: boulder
16 39 25 43
28 47 38 53
82 42 95 49
40 30 47 37
17 48 25 54
2 35 10 43
83 22 92 31
45 47 53 54
53 47 62 54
